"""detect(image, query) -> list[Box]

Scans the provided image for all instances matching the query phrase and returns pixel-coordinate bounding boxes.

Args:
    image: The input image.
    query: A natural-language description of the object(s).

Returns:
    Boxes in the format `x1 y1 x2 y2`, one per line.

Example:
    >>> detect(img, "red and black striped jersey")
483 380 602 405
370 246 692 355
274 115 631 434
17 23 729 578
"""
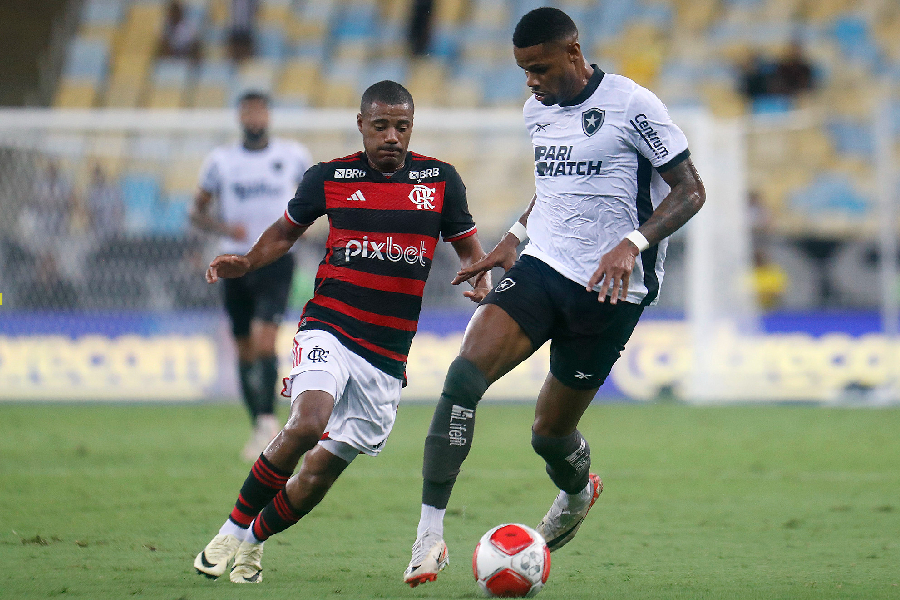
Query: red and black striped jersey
284 151 477 379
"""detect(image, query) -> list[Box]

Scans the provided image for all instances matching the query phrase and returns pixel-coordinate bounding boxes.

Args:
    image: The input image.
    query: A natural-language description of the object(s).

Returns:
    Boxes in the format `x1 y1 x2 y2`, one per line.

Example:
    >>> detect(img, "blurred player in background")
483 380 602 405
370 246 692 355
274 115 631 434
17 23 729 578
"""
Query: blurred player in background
193 80 490 583
404 7 706 587
191 91 313 461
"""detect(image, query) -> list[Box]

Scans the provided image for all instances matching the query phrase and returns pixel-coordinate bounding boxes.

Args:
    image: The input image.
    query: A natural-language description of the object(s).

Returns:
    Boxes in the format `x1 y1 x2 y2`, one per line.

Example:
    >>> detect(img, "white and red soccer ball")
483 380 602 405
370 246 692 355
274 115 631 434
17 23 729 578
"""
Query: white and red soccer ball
472 523 550 598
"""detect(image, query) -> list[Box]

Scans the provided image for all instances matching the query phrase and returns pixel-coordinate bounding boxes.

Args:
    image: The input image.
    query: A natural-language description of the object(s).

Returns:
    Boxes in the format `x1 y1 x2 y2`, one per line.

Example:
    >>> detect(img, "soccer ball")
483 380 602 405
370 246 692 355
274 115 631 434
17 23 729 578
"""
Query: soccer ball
472 523 550 598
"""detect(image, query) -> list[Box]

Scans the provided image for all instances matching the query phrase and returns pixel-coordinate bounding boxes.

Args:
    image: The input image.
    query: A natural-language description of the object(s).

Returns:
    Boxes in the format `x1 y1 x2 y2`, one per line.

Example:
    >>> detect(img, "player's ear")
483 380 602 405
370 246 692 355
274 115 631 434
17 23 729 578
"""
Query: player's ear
357 113 363 133
567 40 581 63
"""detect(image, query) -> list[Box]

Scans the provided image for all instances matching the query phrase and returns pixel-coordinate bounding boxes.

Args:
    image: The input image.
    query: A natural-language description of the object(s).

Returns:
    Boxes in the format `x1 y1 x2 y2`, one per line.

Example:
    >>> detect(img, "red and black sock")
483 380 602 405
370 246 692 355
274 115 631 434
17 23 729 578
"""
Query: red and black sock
252 489 309 542
228 454 292 529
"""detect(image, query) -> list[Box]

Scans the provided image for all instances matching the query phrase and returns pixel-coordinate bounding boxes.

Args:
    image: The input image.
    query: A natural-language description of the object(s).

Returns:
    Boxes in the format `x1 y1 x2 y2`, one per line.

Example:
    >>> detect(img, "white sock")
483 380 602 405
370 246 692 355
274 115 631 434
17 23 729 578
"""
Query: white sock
417 504 446 539
244 521 262 544
218 520 247 539
565 479 594 512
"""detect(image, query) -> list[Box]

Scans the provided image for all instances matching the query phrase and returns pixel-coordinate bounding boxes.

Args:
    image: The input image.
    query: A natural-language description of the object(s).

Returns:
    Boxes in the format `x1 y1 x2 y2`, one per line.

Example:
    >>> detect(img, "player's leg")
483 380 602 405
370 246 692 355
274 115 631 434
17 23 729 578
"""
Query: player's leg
407 257 552 587
222 277 259 460
244 254 295 459
230 443 353 583
233 339 400 583
533 301 644 551
195 331 346 579
194 386 335 579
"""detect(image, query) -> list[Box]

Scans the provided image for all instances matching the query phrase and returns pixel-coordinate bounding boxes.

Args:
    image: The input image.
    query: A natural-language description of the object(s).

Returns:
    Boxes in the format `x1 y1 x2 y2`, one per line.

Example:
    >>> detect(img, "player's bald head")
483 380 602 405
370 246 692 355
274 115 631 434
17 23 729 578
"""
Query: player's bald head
513 7 578 49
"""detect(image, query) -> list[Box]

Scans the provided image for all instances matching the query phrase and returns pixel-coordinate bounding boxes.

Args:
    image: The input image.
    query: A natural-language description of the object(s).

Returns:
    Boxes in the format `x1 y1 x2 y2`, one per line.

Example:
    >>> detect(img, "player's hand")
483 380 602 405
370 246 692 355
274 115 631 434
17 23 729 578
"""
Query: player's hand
586 239 640 304
462 270 492 303
206 254 251 283
452 234 519 286
229 224 248 241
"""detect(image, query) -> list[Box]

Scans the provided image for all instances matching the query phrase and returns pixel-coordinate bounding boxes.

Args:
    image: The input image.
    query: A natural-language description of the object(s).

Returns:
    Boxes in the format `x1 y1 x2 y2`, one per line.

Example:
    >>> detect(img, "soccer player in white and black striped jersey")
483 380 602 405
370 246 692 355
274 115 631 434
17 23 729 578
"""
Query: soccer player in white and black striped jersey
404 7 706 587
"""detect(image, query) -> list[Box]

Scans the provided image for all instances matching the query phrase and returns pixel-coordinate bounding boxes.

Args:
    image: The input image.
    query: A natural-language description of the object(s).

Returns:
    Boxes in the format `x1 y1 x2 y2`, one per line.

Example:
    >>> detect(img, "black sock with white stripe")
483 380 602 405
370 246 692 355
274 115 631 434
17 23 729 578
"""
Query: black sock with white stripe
531 430 591 495
421 357 488 510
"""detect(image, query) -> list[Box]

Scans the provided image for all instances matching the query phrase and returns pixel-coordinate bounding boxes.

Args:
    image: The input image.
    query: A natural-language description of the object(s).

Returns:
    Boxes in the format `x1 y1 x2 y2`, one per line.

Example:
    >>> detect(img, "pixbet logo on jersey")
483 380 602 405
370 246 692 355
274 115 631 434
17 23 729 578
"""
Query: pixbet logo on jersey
344 236 427 266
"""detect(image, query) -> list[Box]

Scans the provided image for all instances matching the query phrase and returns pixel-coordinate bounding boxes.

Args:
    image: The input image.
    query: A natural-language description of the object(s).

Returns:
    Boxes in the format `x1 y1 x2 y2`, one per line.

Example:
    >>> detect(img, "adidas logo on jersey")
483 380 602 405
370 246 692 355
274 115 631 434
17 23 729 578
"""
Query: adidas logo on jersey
334 168 367 179
346 190 366 202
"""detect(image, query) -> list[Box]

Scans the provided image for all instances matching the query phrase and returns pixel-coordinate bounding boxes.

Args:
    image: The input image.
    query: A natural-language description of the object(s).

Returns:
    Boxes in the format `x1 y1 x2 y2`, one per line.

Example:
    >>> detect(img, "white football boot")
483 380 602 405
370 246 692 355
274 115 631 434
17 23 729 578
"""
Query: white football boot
536 473 603 552
403 529 449 587
230 540 264 583
194 533 241 578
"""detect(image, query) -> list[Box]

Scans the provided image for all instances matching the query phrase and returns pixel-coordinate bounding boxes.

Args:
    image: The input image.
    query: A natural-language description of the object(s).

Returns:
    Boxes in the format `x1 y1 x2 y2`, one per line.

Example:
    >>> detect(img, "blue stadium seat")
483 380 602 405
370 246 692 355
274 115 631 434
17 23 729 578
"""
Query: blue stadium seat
257 27 287 61
826 120 874 157
333 2 379 41
81 0 123 25
751 95 794 114
830 15 881 67
198 61 233 85
789 174 869 216
154 59 191 86
154 195 191 235
63 37 109 81
121 174 161 235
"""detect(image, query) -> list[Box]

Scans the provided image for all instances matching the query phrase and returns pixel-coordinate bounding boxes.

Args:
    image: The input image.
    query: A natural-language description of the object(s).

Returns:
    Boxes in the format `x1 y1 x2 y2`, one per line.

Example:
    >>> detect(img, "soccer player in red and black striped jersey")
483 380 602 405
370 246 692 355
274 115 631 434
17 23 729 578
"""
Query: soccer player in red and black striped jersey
193 80 490 583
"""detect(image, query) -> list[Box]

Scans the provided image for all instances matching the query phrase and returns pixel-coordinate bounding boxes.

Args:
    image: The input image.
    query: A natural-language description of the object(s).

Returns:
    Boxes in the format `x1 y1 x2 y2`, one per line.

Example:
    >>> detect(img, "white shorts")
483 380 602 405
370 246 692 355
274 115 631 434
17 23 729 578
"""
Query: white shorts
282 329 402 459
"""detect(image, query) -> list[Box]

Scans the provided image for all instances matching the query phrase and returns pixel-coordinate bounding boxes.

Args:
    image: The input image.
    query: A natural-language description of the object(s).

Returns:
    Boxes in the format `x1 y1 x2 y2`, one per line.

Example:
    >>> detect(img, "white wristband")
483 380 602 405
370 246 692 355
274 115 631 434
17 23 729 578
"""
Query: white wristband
508 221 528 244
625 230 649 252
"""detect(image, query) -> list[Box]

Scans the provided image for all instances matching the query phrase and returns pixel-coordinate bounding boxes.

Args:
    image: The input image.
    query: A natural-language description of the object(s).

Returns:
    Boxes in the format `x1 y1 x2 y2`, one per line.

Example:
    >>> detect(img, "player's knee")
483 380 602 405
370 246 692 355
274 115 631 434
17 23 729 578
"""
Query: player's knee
441 356 489 407
281 415 326 453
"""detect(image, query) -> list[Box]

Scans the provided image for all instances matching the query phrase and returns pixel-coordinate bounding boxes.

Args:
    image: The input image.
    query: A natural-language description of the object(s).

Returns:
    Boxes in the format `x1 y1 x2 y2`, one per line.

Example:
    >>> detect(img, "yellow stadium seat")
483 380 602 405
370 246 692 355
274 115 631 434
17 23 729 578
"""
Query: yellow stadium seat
434 0 466 26
406 59 448 107
54 80 98 108
191 84 227 108
315 79 357 109
277 59 321 106
145 86 185 109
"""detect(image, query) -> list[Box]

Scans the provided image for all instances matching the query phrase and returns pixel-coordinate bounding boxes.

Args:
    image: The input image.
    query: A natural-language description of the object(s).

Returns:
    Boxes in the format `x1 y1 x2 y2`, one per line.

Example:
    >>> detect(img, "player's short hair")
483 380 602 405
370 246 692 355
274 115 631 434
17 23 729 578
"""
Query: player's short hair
360 80 414 113
238 90 270 106
512 7 578 48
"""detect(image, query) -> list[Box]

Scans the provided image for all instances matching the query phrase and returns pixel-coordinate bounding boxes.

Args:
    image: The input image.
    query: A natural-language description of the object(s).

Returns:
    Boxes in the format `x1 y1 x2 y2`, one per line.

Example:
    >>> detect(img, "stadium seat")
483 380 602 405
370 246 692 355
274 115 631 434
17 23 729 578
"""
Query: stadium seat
121 174 162 235
54 80 99 108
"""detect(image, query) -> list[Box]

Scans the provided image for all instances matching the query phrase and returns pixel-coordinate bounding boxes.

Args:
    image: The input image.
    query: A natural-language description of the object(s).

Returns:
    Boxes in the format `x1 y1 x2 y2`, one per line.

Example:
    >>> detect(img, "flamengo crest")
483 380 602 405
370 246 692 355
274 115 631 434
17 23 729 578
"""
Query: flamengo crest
409 184 436 210
582 108 604 136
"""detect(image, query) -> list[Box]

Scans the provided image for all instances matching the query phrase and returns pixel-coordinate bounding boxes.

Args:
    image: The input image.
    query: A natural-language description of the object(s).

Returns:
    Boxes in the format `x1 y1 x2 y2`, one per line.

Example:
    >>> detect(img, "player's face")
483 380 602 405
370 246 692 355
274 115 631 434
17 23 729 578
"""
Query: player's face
514 39 583 106
239 98 269 140
358 101 413 173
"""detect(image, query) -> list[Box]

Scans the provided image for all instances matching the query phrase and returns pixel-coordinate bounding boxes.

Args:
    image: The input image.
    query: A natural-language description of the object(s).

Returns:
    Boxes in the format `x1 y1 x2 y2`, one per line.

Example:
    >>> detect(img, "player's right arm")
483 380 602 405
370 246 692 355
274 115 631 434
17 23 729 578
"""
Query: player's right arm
206 216 309 283
452 195 535 285
190 189 247 241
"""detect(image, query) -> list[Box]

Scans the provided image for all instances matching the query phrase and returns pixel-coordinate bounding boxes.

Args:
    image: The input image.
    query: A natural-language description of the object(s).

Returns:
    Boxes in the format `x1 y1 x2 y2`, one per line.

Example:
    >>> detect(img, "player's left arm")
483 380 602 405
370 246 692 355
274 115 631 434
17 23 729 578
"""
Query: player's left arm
588 157 705 303
451 234 491 303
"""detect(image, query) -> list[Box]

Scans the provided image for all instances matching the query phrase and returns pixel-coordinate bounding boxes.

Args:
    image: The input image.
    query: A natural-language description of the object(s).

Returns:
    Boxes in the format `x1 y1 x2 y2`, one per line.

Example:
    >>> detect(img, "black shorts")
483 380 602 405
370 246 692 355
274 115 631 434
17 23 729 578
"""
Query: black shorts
222 254 295 338
481 254 644 390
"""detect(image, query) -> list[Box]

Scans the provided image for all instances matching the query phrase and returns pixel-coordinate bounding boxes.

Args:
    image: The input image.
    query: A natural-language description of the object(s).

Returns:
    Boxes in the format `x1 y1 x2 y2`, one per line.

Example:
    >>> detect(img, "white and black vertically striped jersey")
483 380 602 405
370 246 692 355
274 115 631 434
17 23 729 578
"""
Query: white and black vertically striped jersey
521 66 690 305
199 138 313 255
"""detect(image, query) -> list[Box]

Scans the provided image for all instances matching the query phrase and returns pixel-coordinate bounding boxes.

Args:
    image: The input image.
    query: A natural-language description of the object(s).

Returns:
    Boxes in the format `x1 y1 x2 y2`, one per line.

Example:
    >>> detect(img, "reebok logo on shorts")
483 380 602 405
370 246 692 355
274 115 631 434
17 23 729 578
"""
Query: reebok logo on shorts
495 277 516 293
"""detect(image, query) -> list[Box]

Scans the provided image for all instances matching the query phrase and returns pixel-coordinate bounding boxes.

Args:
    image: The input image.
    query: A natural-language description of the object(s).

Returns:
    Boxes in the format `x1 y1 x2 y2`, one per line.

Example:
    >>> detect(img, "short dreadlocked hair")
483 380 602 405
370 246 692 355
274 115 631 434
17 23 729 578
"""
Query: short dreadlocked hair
512 7 578 48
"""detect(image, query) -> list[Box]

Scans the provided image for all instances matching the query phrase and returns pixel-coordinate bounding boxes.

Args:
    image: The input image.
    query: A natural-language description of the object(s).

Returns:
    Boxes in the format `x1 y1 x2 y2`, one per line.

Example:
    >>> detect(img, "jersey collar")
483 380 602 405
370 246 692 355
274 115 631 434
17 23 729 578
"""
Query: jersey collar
559 65 605 108
362 150 413 181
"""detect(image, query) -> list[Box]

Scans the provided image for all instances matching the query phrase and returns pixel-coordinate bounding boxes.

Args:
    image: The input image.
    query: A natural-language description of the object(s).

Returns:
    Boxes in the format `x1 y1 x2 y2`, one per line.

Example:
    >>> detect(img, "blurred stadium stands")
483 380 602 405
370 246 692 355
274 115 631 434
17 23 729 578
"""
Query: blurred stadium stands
1 0 899 313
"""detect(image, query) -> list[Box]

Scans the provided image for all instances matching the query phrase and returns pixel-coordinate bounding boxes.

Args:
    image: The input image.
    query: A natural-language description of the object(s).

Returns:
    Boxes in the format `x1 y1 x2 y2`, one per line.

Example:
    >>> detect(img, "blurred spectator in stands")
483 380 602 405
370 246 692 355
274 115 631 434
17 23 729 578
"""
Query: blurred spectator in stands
408 0 434 56
738 52 772 101
159 0 202 62
228 0 258 62
86 164 124 239
747 190 788 310
22 253 80 310
769 41 815 97
22 161 72 245
751 249 788 311
738 43 815 103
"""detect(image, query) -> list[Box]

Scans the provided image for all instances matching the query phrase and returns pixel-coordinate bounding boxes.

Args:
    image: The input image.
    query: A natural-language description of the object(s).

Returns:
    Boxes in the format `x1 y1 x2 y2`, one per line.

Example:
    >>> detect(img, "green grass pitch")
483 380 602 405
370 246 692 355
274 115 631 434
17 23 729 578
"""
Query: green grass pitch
2 401 899 599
